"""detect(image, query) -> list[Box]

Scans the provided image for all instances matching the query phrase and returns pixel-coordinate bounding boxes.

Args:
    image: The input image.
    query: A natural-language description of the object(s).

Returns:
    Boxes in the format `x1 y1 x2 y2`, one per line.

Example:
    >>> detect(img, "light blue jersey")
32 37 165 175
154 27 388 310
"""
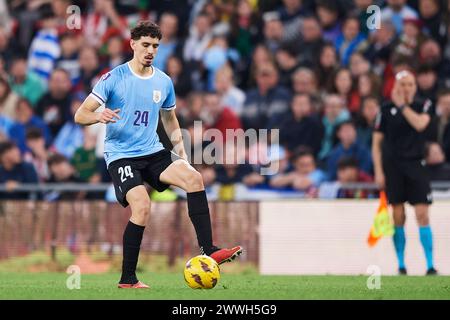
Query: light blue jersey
90 62 176 167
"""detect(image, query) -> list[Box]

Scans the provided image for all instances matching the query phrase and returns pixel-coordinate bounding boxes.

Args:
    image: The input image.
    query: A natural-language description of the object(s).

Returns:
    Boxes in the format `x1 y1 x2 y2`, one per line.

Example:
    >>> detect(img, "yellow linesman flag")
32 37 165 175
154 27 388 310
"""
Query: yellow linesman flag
367 191 395 247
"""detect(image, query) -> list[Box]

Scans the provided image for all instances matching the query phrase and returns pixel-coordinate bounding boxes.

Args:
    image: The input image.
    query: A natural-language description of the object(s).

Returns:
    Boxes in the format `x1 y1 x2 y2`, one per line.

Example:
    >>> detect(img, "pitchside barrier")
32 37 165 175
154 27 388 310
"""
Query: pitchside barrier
0 183 449 275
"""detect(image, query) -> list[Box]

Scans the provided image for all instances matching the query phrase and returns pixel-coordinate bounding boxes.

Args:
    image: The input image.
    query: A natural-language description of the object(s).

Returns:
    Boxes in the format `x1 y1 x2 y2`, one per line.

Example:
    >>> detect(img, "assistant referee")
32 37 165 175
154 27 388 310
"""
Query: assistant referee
372 70 437 275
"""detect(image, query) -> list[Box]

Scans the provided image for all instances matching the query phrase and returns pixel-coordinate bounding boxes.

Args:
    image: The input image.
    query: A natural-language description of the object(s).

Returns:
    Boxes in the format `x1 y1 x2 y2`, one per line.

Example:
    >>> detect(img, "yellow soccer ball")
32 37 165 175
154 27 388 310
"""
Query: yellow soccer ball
184 255 220 289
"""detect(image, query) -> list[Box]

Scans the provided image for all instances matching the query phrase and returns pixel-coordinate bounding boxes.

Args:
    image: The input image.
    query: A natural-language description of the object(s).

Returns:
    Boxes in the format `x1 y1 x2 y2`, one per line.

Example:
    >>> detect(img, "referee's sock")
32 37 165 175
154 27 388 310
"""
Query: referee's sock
419 225 434 270
393 226 406 269
120 221 145 284
187 190 215 255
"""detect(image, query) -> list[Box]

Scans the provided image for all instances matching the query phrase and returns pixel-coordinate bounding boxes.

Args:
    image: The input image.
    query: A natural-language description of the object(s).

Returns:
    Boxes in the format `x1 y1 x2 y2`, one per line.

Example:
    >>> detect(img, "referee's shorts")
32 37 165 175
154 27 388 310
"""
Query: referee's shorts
382 157 432 205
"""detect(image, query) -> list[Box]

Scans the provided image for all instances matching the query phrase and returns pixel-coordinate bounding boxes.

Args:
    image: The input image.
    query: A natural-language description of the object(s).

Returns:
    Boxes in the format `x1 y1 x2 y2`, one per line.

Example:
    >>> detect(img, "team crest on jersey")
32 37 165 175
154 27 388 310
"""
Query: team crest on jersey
153 90 162 103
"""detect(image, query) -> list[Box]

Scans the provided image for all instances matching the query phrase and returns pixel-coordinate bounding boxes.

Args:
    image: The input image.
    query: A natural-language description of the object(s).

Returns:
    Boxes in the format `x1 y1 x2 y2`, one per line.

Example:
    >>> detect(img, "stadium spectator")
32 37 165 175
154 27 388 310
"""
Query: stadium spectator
291 67 319 97
318 94 351 160
47 153 83 200
104 34 128 70
8 56 46 106
279 94 323 156
349 52 371 78
316 43 339 89
335 15 367 66
55 32 82 86
202 90 242 142
264 143 290 177
419 0 447 47
276 0 305 44
297 15 325 66
166 55 192 99
0 77 19 120
335 156 374 199
76 46 102 93
275 45 300 89
71 127 101 183
352 0 373 36
356 96 381 149
183 11 213 63
203 35 239 91
357 73 381 101
364 19 397 68
425 142 450 181
315 0 342 44
153 13 180 72
329 67 358 113
0 140 39 199
247 44 275 88
52 92 85 159
391 17 424 64
24 127 51 182
0 113 14 139
9 98 52 153
262 11 285 53
214 64 246 116
327 120 373 180
241 62 291 130
229 0 261 60
215 140 264 191
83 0 128 49
423 38 450 86
380 0 419 34
35 68 72 137
27 10 61 84
0 26 18 72
269 147 326 195
416 65 439 105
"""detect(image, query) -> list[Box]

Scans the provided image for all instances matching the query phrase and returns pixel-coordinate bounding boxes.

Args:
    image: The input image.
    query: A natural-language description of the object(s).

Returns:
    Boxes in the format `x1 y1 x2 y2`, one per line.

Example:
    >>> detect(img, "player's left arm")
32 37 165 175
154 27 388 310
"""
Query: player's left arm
160 109 188 161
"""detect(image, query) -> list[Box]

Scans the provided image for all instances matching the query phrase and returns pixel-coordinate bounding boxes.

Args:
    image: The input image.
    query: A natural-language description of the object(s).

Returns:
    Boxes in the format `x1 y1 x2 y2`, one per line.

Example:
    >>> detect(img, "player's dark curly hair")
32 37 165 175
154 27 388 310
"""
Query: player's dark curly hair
130 21 162 40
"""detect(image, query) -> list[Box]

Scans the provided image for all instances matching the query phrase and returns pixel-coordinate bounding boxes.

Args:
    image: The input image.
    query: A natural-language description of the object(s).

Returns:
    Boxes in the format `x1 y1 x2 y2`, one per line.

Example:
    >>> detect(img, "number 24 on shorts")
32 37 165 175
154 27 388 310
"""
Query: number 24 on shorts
118 166 134 182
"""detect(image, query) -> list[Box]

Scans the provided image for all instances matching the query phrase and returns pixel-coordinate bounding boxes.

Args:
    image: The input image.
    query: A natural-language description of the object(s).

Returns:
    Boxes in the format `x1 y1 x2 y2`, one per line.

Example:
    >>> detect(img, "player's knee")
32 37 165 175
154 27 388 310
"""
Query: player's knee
131 198 151 219
184 170 204 192
415 210 429 226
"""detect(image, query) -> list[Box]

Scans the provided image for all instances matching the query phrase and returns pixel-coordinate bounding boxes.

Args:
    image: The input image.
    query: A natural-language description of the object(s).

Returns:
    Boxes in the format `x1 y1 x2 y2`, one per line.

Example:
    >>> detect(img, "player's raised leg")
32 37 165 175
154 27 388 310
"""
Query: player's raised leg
414 204 437 275
392 203 407 275
118 185 151 288
159 159 243 264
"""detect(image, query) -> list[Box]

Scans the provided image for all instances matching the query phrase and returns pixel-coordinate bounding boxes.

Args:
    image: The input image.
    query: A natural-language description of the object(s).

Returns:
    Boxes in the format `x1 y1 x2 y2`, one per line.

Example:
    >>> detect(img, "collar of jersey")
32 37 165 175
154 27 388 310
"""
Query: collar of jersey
127 62 155 80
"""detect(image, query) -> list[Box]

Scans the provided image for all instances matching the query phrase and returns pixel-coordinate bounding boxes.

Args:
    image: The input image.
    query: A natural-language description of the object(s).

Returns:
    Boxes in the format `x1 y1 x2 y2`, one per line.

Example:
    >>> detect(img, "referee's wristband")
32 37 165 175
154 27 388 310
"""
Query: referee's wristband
399 104 408 112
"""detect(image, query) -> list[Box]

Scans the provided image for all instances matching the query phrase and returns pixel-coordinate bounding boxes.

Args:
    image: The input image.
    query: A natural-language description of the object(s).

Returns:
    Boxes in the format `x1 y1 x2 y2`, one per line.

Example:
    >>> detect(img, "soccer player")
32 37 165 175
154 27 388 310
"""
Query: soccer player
74 21 242 288
372 70 437 275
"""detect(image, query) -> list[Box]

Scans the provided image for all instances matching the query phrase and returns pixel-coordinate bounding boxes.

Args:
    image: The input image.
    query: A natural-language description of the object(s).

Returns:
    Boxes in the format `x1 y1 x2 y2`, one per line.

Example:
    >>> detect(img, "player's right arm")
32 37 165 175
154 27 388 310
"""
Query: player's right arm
74 96 121 125
372 131 385 189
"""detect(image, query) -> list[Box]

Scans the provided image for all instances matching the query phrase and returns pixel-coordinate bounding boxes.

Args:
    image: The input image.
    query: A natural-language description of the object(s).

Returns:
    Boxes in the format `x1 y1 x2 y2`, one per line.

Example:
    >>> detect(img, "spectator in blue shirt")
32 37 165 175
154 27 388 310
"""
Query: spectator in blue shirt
9 98 52 153
327 120 373 181
0 140 39 199
334 15 367 66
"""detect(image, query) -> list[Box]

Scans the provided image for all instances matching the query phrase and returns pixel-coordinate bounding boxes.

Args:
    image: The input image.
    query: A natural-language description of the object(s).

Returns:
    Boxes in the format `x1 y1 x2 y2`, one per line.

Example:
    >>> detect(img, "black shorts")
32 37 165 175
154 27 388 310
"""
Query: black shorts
383 157 432 205
108 149 181 207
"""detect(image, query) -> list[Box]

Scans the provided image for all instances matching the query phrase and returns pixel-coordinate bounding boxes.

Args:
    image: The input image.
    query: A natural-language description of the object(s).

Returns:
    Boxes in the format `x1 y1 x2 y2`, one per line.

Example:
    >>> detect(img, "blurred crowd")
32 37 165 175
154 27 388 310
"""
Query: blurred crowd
2 0 450 200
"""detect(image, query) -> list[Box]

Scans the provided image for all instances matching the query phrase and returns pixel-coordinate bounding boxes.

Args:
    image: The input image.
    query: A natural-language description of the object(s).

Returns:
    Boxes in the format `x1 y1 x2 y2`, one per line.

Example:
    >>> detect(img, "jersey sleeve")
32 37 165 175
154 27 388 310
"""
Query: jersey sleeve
90 72 114 105
161 79 176 111
421 99 434 115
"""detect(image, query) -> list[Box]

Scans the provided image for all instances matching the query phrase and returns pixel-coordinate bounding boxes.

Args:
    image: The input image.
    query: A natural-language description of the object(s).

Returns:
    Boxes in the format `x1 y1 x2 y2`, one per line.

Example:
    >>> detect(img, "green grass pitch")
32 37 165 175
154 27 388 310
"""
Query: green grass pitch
1 273 449 300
